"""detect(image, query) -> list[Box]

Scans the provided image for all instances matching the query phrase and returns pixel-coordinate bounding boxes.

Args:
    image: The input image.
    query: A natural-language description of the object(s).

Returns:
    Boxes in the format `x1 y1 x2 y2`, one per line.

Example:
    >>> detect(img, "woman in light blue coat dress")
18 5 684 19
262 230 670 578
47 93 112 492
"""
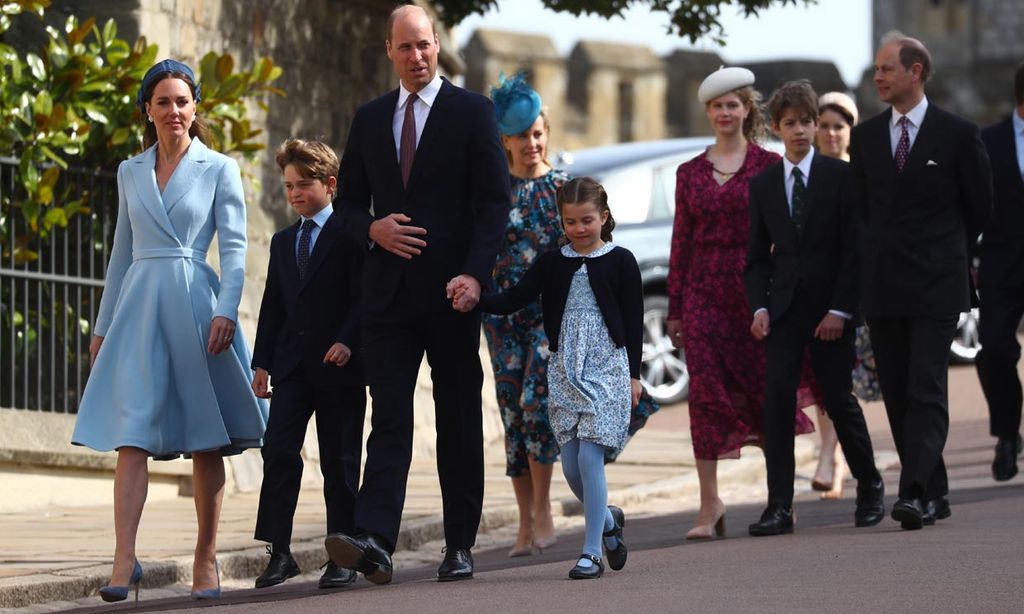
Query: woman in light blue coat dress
72 60 268 602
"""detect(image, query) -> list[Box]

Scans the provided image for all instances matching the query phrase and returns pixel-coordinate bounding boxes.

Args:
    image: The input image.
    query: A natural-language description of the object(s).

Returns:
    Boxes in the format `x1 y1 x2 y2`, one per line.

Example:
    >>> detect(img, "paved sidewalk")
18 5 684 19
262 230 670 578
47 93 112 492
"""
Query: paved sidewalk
0 407 815 610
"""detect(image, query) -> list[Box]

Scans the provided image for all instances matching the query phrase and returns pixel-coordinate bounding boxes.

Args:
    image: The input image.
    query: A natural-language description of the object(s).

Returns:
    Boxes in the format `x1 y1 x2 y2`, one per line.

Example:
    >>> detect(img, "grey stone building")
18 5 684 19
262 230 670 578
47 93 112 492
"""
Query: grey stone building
861 0 1023 124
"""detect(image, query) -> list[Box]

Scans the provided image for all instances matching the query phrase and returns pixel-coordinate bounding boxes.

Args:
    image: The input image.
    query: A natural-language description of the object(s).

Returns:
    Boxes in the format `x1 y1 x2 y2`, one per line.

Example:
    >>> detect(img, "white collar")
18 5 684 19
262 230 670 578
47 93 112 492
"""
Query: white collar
783 147 815 180
892 95 929 129
300 202 333 227
398 73 443 110
1012 108 1024 135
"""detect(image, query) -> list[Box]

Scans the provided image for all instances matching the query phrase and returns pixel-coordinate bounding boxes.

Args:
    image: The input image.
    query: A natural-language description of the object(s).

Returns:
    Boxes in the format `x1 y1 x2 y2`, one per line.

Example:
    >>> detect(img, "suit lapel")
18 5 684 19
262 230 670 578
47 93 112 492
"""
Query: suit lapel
405 78 454 194
870 109 899 181
298 213 338 293
901 105 940 174
381 89 403 188
801 154 825 236
127 146 179 242
162 139 215 214
767 165 798 245
281 219 300 285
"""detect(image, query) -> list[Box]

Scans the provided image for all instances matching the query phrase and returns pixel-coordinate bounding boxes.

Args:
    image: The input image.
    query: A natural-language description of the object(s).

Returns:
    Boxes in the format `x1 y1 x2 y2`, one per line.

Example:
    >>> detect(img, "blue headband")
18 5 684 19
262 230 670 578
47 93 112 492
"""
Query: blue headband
489 72 542 136
136 59 202 115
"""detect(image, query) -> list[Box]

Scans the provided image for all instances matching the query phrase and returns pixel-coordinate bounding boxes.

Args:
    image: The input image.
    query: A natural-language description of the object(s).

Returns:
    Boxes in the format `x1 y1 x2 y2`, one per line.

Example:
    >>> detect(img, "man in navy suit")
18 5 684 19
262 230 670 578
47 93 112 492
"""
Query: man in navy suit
976 61 1024 482
325 4 510 583
849 32 992 529
251 139 366 589
744 80 884 537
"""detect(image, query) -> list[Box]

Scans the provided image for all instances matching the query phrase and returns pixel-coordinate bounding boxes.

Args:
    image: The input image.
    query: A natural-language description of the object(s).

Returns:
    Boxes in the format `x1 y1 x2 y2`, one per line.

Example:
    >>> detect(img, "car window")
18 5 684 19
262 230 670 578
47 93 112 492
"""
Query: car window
597 166 652 224
649 162 678 221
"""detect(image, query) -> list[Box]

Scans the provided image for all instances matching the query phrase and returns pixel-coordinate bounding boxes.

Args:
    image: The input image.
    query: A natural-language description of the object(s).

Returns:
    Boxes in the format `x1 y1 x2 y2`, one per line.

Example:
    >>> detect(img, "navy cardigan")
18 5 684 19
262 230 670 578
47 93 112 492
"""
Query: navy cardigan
479 245 644 379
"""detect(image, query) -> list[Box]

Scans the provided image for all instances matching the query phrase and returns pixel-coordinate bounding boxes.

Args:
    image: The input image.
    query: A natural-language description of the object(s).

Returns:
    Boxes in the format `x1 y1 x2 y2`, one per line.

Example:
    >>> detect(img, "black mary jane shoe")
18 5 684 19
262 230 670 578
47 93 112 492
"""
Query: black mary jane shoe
568 554 604 580
603 505 628 571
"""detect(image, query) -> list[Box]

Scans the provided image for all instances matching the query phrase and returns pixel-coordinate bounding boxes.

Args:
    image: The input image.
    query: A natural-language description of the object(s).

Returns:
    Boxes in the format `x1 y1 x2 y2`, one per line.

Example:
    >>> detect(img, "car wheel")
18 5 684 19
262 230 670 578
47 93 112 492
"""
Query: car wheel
949 308 980 364
641 294 689 404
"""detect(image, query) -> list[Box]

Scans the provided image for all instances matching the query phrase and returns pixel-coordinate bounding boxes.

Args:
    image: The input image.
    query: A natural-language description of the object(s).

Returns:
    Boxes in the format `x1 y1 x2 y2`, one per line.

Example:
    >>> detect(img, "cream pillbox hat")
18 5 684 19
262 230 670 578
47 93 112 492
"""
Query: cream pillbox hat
697 66 755 104
818 91 859 125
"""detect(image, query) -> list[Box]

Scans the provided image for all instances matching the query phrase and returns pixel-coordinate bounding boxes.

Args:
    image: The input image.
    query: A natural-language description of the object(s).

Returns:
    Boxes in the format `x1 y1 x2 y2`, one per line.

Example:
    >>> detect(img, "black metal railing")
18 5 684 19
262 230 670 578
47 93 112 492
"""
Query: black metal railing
1 157 116 413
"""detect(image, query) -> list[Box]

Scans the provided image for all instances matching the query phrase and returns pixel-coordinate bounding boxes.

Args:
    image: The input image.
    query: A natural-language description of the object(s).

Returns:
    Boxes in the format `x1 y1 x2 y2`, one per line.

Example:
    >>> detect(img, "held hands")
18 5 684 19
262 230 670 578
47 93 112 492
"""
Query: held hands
369 213 427 259
207 316 236 355
813 313 846 341
750 311 771 340
666 319 685 349
631 378 643 408
323 342 352 367
89 335 103 367
446 275 481 312
252 367 272 399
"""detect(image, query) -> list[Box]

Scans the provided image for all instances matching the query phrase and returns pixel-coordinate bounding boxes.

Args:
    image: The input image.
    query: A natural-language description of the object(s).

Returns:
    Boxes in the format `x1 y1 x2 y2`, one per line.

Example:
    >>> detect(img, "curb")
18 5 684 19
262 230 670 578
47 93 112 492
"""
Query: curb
0 439 812 609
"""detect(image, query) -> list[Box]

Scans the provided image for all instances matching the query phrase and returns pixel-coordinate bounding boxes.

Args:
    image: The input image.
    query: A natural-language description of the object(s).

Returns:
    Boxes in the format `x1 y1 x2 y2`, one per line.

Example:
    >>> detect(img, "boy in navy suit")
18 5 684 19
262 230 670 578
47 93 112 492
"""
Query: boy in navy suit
743 81 883 536
251 139 366 589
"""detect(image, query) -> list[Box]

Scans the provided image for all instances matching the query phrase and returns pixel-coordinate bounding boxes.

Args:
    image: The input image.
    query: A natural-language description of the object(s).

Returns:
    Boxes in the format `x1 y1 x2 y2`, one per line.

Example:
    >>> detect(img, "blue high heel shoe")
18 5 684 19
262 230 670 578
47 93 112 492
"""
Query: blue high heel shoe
99 559 143 604
190 561 221 600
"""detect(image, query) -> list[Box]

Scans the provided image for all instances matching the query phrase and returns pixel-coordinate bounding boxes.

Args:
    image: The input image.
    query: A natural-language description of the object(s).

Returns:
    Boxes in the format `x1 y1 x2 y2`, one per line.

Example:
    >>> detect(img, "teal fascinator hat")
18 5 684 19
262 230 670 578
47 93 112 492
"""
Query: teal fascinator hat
490 72 542 136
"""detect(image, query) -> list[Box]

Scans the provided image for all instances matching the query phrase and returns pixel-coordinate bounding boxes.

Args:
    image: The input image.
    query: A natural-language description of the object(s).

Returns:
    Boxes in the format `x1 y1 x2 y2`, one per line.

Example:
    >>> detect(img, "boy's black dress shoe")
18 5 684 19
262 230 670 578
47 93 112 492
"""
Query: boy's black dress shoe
604 505 628 571
318 561 357 589
922 497 951 526
891 497 924 530
748 504 794 536
992 434 1021 481
568 554 604 580
324 532 393 585
854 479 885 527
254 547 300 588
436 548 474 582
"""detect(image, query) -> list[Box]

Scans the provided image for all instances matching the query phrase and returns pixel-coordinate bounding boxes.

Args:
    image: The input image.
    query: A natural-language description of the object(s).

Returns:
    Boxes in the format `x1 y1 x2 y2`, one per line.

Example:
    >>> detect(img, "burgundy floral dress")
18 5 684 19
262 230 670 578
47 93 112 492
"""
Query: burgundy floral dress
668 143 815 460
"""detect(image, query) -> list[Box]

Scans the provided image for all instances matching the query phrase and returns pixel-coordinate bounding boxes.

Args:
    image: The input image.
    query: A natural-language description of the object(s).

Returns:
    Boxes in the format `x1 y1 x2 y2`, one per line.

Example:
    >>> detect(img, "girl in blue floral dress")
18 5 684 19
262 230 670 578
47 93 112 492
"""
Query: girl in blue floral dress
478 177 643 580
485 74 568 556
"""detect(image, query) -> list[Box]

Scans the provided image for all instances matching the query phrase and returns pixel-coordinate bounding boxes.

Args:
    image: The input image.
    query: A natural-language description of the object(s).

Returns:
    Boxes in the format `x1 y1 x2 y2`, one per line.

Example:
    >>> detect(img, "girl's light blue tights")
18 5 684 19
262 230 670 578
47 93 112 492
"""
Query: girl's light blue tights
560 437 618 567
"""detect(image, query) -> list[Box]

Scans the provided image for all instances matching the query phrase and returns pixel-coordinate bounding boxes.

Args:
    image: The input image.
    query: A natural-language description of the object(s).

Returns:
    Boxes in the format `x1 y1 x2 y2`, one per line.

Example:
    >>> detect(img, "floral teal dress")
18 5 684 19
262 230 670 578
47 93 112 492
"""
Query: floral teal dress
482 168 568 476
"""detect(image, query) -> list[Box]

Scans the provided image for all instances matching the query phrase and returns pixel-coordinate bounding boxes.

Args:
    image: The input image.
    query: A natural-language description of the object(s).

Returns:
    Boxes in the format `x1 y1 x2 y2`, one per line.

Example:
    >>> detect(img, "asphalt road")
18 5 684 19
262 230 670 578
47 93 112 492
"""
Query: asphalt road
63 366 1024 614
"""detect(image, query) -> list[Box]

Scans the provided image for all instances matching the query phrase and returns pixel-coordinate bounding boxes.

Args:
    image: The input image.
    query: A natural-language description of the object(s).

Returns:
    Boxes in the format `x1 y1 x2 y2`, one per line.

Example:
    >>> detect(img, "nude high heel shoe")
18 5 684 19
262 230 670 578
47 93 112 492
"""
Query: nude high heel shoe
686 511 726 540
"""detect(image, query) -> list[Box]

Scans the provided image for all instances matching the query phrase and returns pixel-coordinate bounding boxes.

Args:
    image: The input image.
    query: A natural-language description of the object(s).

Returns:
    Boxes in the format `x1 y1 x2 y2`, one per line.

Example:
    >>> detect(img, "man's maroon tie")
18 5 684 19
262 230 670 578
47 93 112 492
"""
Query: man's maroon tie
400 94 418 186
894 115 910 173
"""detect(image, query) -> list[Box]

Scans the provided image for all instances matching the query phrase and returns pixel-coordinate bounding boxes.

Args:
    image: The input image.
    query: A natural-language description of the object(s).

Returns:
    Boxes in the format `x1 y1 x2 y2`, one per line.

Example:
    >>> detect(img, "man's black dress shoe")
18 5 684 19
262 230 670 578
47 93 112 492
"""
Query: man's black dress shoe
324 532 393 585
891 497 925 530
992 434 1022 482
254 546 300 588
922 497 951 526
436 548 474 582
318 561 357 589
854 479 885 527
748 504 794 536
568 554 604 580
604 505 627 571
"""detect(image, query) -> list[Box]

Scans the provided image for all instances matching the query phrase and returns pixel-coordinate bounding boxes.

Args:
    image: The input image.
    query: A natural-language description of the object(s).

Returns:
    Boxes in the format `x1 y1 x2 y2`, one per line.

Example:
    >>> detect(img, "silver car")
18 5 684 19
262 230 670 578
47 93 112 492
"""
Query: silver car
556 138 980 404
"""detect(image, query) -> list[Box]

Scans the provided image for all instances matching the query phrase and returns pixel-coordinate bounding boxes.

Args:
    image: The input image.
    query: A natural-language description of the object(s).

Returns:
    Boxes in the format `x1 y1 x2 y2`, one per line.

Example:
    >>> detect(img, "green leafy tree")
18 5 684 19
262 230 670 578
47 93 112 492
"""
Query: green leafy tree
434 0 812 44
0 0 284 263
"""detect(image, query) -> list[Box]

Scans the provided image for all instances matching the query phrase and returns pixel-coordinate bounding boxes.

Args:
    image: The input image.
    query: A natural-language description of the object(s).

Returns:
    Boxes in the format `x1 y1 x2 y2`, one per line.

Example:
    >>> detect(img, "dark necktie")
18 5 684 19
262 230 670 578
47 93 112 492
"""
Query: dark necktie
297 218 316 281
894 116 910 173
400 94 418 187
791 167 807 238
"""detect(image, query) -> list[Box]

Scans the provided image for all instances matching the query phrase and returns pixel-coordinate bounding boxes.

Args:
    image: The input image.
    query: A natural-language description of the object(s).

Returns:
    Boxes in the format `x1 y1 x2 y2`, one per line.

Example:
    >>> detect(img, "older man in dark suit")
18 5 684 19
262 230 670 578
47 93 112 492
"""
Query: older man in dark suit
976 61 1024 482
324 4 510 584
849 32 992 530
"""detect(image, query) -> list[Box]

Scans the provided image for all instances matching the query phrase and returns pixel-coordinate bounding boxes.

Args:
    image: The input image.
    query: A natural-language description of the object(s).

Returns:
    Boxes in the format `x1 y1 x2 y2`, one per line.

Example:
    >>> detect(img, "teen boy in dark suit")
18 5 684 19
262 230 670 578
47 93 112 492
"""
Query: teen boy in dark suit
251 139 366 589
744 81 884 536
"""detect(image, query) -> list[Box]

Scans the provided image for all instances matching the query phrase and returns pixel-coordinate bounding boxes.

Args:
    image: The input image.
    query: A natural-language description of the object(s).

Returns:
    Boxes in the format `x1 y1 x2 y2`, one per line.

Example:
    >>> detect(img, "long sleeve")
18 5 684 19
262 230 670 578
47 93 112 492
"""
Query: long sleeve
211 157 248 322
251 235 282 371
334 109 376 247
336 242 364 347
667 165 693 321
619 249 645 380
957 123 994 253
742 181 773 314
462 96 512 286
94 163 134 337
479 252 547 315
830 166 861 315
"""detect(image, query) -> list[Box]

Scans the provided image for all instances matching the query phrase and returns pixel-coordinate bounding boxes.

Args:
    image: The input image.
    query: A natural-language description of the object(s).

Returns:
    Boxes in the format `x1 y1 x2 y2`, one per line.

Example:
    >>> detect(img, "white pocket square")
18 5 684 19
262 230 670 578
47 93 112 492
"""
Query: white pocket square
926 160 939 166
